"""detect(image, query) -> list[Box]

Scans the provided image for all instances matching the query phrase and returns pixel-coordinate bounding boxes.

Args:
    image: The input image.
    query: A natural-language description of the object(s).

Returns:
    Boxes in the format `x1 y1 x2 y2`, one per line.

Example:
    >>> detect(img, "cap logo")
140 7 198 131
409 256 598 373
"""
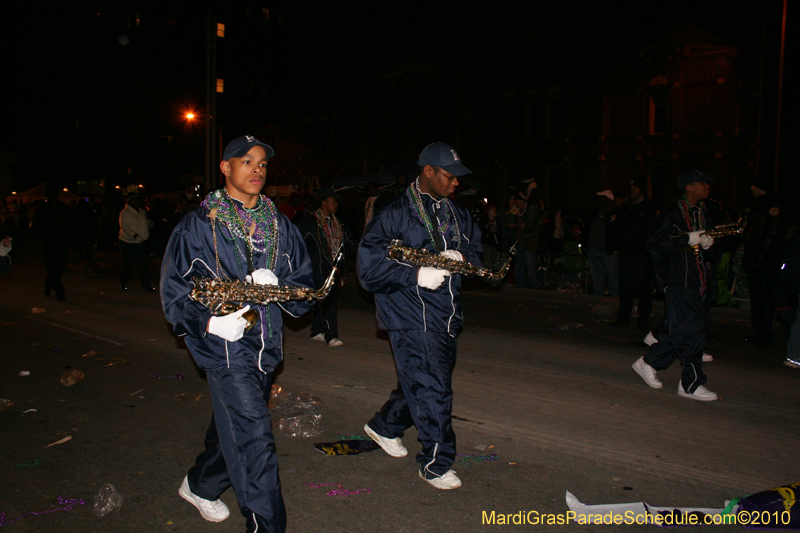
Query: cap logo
451 150 460 161
246 135 255 143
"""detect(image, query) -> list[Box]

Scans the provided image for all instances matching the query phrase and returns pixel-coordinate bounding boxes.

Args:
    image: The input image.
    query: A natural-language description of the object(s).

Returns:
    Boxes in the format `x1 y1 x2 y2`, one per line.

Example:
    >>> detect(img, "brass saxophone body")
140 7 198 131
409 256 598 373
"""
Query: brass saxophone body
387 240 515 281
687 211 748 256
190 252 342 331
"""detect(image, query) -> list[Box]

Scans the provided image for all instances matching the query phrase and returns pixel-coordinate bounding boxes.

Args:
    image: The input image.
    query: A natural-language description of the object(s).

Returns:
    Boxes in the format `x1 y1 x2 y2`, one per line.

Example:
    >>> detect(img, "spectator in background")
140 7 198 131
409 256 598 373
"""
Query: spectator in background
361 182 392 235
611 179 657 330
780 231 800 368
280 190 305 225
714 206 742 307
300 188 354 347
498 194 518 254
0 236 12 275
561 208 584 242
585 190 620 296
71 197 99 269
31 183 71 301
507 191 541 289
363 183 381 231
119 193 154 292
393 172 409 197
481 204 500 270
742 174 787 347
551 207 565 256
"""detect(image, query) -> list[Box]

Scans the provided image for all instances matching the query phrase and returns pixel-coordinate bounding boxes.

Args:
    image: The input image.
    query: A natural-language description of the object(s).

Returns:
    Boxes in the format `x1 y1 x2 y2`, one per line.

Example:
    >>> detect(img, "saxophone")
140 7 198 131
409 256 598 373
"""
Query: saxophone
387 240 516 281
190 251 343 331
687 211 748 255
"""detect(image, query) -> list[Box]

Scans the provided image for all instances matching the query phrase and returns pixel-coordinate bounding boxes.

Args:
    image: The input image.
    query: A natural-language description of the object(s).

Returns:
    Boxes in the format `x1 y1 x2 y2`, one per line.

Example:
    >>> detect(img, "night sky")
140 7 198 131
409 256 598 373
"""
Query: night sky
3 1 794 193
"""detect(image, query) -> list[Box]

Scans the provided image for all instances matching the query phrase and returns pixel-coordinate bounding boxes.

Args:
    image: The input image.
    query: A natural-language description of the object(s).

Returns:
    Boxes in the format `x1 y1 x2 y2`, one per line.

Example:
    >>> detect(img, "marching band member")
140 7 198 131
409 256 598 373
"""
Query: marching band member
161 135 314 532
632 170 720 401
358 142 482 489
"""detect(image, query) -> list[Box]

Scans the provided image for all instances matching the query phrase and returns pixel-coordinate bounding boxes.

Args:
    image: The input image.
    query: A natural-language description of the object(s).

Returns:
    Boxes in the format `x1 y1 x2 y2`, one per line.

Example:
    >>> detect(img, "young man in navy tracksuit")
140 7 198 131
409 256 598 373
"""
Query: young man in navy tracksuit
161 135 314 531
358 142 482 489
632 169 720 401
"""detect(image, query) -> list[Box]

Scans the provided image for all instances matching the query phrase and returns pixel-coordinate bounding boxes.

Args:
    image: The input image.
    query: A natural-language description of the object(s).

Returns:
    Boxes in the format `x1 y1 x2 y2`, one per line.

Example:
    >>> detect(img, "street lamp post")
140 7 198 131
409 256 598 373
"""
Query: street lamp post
205 12 218 195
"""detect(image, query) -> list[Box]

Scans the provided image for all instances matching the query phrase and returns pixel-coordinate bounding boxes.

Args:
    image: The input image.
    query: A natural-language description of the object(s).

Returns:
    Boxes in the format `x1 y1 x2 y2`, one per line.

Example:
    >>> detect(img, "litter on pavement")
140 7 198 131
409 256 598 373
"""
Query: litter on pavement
313 440 380 455
566 485 800 528
0 497 85 527
60 369 85 386
270 383 323 437
93 483 124 517
304 482 371 497
44 436 72 448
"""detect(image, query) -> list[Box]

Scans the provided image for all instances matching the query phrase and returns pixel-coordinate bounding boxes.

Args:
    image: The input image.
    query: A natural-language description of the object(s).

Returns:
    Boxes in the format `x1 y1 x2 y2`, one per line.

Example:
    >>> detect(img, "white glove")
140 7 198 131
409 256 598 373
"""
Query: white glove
417 267 451 290
208 306 251 342
439 250 463 262
687 231 703 246
246 268 278 286
699 234 714 250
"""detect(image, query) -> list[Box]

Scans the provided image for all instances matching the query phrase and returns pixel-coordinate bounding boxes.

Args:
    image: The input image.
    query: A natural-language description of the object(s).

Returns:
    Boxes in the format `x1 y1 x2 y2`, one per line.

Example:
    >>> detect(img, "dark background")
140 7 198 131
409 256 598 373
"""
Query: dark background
2 0 795 211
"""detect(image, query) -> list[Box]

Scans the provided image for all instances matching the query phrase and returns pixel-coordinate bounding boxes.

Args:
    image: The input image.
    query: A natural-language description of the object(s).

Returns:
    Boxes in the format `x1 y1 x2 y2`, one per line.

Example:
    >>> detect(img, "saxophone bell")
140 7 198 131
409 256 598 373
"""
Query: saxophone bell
309 250 344 299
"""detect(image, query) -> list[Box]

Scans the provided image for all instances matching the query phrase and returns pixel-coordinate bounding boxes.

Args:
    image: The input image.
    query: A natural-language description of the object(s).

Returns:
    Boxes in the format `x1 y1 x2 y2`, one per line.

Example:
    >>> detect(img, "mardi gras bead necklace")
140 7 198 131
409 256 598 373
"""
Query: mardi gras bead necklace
406 179 461 252
678 196 708 299
202 189 280 336
202 189 279 274
313 208 343 266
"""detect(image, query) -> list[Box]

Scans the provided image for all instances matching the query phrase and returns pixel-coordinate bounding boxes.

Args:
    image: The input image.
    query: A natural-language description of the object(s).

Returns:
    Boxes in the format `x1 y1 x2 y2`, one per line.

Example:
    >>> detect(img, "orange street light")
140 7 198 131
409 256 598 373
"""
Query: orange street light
186 112 196 120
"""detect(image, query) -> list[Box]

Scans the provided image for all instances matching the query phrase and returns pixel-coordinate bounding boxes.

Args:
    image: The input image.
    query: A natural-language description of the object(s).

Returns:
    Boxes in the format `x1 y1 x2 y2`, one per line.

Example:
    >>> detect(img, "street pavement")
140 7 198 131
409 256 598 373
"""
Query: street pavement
1 254 798 532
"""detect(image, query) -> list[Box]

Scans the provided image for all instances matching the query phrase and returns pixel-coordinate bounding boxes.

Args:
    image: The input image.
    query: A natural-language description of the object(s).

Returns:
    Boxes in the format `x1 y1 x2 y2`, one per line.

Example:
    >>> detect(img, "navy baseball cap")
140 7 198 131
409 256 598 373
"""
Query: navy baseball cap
316 188 342 201
417 142 472 176
222 135 275 161
677 169 716 190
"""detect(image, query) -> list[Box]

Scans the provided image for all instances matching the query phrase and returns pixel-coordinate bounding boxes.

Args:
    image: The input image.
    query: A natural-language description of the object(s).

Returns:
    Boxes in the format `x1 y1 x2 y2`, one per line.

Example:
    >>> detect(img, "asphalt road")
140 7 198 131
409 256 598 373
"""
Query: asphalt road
1 254 797 532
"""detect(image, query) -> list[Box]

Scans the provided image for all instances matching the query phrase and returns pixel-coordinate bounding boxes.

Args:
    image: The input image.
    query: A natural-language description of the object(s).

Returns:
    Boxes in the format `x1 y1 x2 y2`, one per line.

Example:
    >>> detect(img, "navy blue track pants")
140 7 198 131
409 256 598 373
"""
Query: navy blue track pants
644 286 707 393
368 330 457 478
187 367 286 533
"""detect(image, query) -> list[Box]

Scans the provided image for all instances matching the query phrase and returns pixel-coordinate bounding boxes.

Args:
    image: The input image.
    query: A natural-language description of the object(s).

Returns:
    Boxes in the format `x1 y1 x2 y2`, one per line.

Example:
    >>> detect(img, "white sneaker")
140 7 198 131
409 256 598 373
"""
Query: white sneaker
418 469 462 490
327 338 344 347
643 332 658 346
178 476 230 522
784 359 800 369
363 424 407 457
311 333 326 342
678 382 718 401
632 356 663 389
702 353 713 362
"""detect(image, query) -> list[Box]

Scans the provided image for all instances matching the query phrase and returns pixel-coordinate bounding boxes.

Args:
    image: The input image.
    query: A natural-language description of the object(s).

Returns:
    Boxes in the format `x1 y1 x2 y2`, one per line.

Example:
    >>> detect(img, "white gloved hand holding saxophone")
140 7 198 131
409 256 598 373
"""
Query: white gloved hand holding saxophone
687 231 704 246
246 268 278 286
439 250 463 262
417 267 451 290
208 306 251 342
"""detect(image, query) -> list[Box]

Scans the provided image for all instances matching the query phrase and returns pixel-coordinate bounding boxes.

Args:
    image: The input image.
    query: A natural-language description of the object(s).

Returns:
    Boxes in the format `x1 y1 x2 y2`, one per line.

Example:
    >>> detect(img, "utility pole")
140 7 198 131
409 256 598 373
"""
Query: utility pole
205 13 218 194
774 0 787 189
